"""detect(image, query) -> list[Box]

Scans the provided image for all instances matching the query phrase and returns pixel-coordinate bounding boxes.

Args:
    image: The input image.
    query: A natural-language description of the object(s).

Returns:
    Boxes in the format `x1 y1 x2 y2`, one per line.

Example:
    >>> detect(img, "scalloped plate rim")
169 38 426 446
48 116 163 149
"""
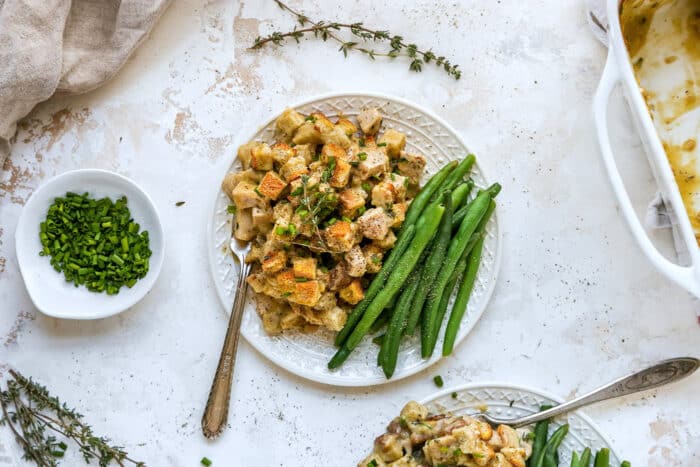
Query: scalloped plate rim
207 91 502 387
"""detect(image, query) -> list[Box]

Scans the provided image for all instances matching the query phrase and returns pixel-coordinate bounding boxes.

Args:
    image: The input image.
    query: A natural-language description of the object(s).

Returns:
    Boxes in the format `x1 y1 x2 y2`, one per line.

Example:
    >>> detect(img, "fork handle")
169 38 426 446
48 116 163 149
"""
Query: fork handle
511 357 699 428
201 261 251 438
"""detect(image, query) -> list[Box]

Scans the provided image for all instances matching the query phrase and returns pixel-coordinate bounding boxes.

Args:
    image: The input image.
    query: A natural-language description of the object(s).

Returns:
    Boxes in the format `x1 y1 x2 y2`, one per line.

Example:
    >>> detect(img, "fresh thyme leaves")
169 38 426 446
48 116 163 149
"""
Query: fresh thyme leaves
251 0 461 80
294 175 338 249
0 370 145 466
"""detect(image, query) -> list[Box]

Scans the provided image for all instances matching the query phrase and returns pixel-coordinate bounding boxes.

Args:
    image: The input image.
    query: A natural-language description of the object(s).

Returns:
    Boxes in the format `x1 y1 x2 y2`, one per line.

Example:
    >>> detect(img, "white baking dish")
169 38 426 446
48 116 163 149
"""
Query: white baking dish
594 0 700 297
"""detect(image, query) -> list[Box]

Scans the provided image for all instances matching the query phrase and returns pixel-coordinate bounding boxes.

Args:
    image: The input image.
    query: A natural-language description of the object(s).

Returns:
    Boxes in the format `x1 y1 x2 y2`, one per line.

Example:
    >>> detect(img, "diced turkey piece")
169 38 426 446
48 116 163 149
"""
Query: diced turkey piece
387 173 408 201
396 151 426 186
294 144 315 164
322 126 352 148
357 207 393 240
281 155 309 181
362 244 384 273
374 433 405 462
335 118 357 136
328 262 353 291
231 180 266 210
344 246 367 277
358 148 390 180
390 202 408 228
357 107 383 135
330 158 352 188
375 229 396 249
236 141 257 169
319 306 347 331
339 187 367 217
378 129 406 158
222 169 262 201
371 181 396 208
234 208 255 241
313 292 337 312
251 206 273 229
271 142 296 165
250 143 274 171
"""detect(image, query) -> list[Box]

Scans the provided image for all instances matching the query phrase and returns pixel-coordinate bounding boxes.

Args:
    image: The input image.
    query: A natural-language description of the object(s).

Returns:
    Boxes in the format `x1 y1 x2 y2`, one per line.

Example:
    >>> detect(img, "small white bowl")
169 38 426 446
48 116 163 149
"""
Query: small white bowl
15 169 164 319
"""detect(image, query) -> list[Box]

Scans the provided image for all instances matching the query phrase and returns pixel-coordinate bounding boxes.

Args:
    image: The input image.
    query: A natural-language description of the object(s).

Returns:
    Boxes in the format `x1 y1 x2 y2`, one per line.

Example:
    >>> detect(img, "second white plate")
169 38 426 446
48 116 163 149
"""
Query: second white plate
208 93 502 386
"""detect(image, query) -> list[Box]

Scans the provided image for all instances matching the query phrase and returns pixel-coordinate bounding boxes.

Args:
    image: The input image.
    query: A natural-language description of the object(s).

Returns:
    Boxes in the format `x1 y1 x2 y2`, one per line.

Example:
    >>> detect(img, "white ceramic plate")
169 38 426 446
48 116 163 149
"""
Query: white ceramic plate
16 169 164 319
421 383 621 464
208 93 501 386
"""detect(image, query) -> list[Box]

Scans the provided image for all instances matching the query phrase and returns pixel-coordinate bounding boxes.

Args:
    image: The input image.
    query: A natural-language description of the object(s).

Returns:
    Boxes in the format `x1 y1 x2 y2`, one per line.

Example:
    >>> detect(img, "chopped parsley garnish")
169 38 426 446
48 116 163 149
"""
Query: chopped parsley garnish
254 186 264 198
359 138 366 147
227 205 237 214
367 461 378 467
305 115 317 122
294 277 309 282
361 182 372 192
433 375 444 387
290 186 304 196
282 291 292 297
358 152 368 161
377 142 387 147
201 457 212 466
357 206 366 215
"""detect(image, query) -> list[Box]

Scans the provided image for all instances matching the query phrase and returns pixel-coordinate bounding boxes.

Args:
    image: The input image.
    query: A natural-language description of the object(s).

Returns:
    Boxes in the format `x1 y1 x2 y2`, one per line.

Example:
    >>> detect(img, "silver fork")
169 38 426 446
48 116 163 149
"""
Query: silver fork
475 357 699 428
201 221 252 439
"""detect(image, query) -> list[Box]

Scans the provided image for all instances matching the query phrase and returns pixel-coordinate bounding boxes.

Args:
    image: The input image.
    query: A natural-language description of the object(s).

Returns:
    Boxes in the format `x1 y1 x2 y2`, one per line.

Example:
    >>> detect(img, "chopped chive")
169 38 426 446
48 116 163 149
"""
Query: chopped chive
377 142 387 147
175 201 185 206
433 375 444 387
358 152 368 161
201 457 212 466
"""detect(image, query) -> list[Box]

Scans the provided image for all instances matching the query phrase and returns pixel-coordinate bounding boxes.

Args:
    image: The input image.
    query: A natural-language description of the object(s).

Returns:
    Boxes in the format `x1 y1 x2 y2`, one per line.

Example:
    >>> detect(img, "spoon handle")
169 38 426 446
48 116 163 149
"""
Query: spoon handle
512 357 699 428
201 260 251 438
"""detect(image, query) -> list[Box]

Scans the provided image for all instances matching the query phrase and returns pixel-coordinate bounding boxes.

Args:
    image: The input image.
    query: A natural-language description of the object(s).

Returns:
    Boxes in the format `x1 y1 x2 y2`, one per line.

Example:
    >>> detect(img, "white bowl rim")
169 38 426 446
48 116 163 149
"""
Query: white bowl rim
15 168 165 320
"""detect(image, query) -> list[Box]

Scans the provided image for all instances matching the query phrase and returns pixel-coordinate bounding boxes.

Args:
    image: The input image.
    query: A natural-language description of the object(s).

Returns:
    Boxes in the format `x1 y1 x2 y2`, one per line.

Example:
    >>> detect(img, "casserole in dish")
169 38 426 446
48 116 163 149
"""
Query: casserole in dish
595 0 700 297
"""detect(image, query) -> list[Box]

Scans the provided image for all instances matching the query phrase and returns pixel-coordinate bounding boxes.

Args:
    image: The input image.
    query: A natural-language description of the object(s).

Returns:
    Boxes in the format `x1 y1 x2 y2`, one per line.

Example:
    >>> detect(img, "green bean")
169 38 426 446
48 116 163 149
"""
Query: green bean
408 192 454 337
400 161 457 235
594 448 610 467
369 308 390 334
442 199 495 355
452 183 502 230
380 266 422 377
579 448 592 467
450 182 471 210
421 189 492 357
540 424 569 467
439 154 475 193
527 405 553 467
571 451 581 467
334 224 416 346
328 203 444 369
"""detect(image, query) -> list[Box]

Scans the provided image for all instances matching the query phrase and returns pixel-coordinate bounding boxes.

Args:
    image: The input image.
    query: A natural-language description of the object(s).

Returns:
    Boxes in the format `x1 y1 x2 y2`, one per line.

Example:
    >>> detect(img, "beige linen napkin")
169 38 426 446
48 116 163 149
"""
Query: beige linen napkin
0 0 171 168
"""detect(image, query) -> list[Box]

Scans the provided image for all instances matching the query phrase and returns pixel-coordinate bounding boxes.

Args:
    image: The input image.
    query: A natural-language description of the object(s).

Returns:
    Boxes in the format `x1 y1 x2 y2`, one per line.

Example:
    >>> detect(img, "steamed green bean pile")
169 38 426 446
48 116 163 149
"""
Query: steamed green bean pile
329 156 500 377
527 406 631 467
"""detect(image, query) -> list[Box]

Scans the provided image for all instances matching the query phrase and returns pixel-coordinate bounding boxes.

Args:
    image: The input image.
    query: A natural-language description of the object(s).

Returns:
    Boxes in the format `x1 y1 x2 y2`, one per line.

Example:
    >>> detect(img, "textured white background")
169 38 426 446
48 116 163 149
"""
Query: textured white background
0 1 698 466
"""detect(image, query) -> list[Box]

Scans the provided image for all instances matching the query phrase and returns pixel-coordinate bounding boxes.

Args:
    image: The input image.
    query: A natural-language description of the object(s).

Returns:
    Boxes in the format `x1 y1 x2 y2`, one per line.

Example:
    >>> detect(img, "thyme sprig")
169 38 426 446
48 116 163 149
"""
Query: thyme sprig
291 174 338 252
251 0 461 80
0 370 145 467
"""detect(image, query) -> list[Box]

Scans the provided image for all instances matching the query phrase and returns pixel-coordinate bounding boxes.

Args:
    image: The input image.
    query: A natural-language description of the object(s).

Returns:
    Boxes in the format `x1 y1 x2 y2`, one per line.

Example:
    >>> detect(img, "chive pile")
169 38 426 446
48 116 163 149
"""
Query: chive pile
39 192 151 295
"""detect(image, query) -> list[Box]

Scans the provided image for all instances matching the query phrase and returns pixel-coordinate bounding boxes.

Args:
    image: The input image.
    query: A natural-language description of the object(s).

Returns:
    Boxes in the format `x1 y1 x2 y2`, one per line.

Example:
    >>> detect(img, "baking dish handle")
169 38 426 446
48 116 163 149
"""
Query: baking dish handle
593 51 700 297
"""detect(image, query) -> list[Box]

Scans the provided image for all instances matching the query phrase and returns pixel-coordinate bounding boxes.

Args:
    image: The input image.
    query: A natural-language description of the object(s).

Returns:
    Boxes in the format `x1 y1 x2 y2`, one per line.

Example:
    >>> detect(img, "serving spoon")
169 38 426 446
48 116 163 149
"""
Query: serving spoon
476 357 699 428
201 221 252 439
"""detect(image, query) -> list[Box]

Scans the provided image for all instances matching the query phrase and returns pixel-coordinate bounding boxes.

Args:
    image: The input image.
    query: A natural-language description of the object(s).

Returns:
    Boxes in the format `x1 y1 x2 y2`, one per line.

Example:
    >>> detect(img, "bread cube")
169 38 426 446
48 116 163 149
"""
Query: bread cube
262 250 287 273
375 229 396 249
258 171 287 200
371 181 396 208
249 143 274 171
321 143 347 163
272 201 293 223
246 272 267 294
313 292 338 312
396 151 426 186
294 144 315 164
390 202 408 228
231 180 265 209
320 306 347 331
387 173 408 201
330 158 351 189
291 280 322 307
281 155 309 181
362 244 384 273
357 207 393 240
323 221 356 252
336 118 357 136
274 269 296 294
271 142 296 166
344 245 367 277
358 148 389 180
280 308 305 330
221 173 238 201
293 257 317 280
292 121 323 145
322 126 352 148
378 129 406 158
339 279 364 305
357 107 383 135
276 108 306 137
237 141 257 169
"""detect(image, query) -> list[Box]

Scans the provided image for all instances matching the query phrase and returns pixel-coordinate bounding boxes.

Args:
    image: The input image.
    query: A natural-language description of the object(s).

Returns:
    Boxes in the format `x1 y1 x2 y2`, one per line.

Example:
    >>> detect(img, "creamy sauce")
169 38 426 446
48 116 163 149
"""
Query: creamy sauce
621 0 700 238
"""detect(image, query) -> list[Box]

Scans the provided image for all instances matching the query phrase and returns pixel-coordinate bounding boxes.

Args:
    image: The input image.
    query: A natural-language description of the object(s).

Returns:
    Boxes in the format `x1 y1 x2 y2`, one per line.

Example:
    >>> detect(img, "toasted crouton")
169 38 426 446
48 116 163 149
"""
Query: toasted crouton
292 121 323 145
276 108 306 136
271 143 296 166
362 244 384 273
281 156 309 182
330 158 351 189
322 126 352 148
375 229 396 249
336 118 357 136
358 148 389 180
262 250 287 274
321 143 347 163
339 279 364 305
320 306 347 331
291 280 322 307
371 181 396 208
378 129 406 158
390 202 408 228
234 208 255 241
280 309 305 330
387 173 408 201
357 107 383 135
237 141 257 169
323 221 356 252
294 144 315 164
293 257 317 280
250 143 274 171
221 173 238 201
258 171 287 200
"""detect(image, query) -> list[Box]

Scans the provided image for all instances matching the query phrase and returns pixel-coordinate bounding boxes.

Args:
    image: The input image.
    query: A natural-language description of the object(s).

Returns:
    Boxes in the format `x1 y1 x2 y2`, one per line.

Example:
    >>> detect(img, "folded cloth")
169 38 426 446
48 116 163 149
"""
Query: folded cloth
0 0 171 168
587 0 700 316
